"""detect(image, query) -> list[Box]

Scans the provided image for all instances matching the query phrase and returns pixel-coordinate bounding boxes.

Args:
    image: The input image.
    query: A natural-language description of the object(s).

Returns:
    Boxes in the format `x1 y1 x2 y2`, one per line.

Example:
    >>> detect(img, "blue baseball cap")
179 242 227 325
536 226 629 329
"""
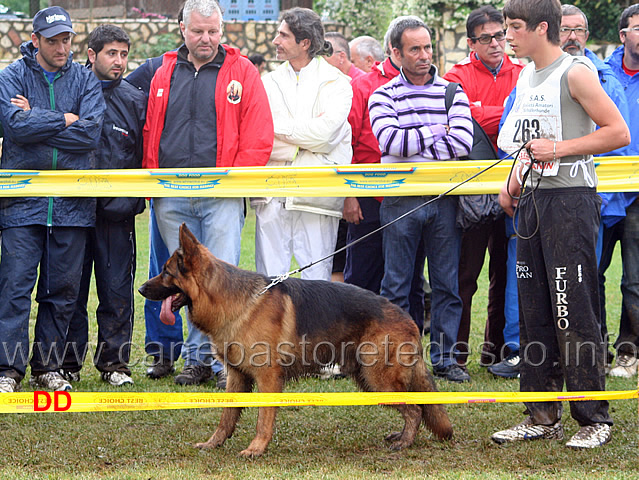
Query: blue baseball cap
32 6 75 38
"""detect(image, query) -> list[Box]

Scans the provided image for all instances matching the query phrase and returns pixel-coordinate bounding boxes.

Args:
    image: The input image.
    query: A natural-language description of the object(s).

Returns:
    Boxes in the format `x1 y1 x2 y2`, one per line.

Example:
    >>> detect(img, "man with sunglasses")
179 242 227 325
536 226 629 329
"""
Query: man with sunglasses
603 3 639 379
443 6 524 376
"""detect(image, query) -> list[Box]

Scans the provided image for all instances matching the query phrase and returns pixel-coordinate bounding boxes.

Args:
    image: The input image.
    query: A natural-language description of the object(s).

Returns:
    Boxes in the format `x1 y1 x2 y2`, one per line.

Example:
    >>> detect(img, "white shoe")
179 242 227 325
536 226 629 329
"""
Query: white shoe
566 423 612 449
29 372 72 391
0 376 19 393
491 417 564 444
608 354 637 378
101 371 134 387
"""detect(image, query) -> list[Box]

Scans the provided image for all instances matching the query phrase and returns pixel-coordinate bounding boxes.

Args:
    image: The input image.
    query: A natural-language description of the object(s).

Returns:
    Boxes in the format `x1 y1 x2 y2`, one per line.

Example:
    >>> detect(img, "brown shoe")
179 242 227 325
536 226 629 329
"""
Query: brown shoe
146 358 175 379
174 364 213 385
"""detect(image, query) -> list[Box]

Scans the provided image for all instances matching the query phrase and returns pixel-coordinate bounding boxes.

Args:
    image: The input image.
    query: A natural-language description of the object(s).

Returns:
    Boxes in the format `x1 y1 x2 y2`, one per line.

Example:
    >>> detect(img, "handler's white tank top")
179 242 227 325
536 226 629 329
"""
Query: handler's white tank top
498 53 597 189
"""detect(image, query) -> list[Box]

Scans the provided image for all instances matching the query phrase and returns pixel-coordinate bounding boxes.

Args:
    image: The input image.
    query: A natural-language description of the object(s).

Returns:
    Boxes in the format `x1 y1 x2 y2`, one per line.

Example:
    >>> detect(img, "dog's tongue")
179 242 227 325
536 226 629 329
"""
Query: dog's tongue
160 296 176 325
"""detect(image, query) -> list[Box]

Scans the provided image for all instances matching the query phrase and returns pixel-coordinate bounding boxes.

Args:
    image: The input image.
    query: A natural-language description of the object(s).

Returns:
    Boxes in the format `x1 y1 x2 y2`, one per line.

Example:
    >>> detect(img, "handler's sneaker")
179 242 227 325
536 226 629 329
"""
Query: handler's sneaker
29 372 72 392
608 354 637 378
488 352 521 379
566 424 612 449
491 417 563 444
175 364 212 385
0 376 19 392
101 371 134 387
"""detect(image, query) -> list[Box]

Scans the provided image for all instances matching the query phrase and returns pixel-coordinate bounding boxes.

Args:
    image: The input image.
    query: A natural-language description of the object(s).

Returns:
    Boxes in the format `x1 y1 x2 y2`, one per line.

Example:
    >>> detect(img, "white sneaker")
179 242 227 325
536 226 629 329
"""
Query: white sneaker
491 416 564 444
608 354 637 378
29 372 72 391
0 376 19 393
566 423 612 449
101 371 134 386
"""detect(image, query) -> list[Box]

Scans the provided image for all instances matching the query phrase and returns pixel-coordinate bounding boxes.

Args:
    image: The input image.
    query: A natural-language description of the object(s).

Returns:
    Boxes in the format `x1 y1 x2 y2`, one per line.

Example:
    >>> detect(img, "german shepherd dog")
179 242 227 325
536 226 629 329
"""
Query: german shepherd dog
139 224 453 457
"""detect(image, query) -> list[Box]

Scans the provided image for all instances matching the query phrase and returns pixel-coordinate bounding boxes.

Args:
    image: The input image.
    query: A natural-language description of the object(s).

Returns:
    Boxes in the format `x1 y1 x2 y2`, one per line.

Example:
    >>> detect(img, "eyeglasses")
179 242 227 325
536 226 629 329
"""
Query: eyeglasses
470 30 506 44
559 27 588 37
621 26 639 35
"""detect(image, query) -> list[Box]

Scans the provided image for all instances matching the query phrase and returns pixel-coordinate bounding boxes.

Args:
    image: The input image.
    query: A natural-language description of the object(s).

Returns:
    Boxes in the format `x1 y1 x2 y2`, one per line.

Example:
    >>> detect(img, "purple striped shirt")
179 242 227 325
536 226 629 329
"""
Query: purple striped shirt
369 68 473 162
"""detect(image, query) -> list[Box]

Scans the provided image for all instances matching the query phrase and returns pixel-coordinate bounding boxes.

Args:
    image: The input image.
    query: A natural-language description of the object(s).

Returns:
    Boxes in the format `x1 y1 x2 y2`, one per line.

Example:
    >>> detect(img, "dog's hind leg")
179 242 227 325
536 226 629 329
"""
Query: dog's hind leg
239 368 284 458
195 367 254 450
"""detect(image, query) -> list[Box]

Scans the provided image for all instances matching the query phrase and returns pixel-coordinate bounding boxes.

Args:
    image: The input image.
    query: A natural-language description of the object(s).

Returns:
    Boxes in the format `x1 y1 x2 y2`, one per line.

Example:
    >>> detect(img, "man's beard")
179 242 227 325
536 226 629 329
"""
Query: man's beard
561 40 584 56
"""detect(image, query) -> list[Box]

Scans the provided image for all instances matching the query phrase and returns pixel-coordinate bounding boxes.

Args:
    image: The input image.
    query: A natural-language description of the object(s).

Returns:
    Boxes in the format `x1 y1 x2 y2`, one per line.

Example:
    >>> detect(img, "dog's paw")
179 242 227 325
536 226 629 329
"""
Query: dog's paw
239 446 266 458
194 438 224 450
389 439 411 451
384 431 402 442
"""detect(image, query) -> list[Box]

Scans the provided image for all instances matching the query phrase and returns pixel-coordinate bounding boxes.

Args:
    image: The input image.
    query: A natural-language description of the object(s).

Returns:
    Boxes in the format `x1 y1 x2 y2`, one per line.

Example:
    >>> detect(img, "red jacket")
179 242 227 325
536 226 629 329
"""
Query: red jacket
143 45 273 168
347 58 400 165
443 52 523 150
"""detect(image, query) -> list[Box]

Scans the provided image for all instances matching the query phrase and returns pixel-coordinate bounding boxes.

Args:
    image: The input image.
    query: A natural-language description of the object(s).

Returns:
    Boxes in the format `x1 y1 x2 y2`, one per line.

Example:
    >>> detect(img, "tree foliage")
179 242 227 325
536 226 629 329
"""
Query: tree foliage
314 0 627 44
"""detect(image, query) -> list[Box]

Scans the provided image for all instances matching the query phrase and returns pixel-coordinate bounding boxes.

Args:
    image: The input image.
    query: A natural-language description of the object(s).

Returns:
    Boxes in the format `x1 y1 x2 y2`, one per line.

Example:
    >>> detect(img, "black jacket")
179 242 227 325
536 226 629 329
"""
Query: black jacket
96 76 146 221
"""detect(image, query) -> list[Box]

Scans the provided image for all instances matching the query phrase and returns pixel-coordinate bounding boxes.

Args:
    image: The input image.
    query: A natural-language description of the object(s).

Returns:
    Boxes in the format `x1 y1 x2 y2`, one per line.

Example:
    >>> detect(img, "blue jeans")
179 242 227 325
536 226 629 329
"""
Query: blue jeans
144 200 184 364
153 197 244 370
380 195 461 368
503 215 520 353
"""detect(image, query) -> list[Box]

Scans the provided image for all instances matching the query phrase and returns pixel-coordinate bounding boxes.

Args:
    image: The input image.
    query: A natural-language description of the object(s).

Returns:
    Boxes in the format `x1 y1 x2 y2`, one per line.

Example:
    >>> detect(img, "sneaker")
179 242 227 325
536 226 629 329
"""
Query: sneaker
216 368 227 390
101 371 134 387
491 416 563 444
566 423 612 449
319 364 346 380
174 364 212 385
432 363 471 383
488 353 521 379
29 372 72 392
0 376 19 393
146 357 175 380
608 353 637 378
60 369 81 383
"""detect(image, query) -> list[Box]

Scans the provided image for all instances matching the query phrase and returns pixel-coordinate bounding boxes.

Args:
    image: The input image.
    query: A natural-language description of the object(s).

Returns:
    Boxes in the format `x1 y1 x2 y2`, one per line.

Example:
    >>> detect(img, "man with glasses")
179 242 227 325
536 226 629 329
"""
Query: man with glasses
559 4 632 377
603 3 639 378
443 5 524 376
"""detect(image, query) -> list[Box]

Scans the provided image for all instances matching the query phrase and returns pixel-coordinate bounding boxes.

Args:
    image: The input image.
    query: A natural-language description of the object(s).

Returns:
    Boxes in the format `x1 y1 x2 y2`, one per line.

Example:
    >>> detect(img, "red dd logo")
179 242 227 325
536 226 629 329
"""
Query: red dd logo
33 391 72 412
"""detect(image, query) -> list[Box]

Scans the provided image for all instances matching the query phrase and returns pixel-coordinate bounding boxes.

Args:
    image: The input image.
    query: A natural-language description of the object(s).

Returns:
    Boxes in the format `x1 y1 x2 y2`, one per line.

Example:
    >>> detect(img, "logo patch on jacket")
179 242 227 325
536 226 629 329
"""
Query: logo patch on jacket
112 125 129 136
226 80 242 105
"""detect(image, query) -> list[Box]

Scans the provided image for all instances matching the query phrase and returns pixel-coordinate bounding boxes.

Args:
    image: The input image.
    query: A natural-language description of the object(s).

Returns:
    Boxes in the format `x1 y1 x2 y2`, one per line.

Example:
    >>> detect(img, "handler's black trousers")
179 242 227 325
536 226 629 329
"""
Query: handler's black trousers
517 187 611 427
63 215 136 375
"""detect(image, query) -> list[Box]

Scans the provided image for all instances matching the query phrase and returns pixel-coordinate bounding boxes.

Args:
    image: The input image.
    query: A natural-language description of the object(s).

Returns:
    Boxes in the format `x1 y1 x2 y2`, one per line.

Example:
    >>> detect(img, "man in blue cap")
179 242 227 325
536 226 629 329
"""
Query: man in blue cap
0 6 105 393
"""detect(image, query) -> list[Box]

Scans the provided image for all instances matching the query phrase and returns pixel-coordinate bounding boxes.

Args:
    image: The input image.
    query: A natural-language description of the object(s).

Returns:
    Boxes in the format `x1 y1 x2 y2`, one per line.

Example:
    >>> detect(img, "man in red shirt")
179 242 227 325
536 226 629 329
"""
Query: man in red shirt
443 5 524 372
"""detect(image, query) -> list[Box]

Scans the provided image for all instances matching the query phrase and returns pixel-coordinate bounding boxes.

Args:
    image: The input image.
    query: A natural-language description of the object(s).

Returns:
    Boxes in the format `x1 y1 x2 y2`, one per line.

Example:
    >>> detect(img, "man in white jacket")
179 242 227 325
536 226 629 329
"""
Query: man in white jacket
254 7 353 281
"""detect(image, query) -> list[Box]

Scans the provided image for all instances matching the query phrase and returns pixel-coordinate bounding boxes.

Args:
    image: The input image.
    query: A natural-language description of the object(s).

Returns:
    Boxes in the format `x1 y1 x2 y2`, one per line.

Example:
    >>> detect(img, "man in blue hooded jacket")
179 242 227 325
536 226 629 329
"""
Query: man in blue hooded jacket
0 6 105 393
604 3 639 378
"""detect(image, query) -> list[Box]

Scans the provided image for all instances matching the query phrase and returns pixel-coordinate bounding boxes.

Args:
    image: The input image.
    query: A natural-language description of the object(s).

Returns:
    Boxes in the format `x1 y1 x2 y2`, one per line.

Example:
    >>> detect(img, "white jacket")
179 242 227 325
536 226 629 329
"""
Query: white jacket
253 56 353 217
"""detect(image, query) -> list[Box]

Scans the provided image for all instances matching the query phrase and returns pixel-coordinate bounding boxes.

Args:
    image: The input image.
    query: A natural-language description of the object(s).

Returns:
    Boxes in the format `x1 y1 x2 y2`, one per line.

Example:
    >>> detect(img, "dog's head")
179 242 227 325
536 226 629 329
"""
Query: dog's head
138 223 203 325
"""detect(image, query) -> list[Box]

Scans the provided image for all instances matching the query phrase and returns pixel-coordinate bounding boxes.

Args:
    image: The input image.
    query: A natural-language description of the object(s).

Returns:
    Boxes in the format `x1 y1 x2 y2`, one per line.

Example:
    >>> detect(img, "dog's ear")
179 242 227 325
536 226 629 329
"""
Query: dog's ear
179 223 200 252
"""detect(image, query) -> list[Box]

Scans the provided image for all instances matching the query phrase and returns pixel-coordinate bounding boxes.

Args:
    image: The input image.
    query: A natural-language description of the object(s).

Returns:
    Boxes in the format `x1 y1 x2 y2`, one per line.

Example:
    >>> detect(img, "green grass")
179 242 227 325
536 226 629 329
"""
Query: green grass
0 208 636 479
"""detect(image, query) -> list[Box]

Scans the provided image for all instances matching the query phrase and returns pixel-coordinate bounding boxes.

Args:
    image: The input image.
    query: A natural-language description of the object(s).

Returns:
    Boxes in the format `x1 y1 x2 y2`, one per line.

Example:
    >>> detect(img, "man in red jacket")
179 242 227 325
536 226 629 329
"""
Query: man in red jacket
443 5 524 373
142 0 273 386
344 16 430 336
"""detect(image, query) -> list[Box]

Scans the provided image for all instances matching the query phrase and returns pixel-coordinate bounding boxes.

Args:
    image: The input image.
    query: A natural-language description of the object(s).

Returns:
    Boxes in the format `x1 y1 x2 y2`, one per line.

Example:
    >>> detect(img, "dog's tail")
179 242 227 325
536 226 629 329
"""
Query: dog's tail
412 359 453 441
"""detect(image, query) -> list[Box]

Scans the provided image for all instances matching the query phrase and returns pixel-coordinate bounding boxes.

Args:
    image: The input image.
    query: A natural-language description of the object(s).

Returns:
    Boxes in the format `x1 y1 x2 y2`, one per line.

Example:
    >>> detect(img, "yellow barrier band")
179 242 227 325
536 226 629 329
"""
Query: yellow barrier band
0 157 637 198
1 390 636 413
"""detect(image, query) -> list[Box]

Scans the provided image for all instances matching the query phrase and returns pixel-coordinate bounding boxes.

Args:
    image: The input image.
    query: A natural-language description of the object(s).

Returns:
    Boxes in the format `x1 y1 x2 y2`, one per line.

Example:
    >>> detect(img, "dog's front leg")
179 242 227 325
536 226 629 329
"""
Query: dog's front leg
239 370 283 457
195 367 253 450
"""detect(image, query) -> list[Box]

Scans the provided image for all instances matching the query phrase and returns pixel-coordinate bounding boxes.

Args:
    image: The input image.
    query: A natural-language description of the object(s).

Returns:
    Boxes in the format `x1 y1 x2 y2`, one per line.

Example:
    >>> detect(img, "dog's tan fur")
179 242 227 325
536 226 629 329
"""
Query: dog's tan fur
139 224 453 457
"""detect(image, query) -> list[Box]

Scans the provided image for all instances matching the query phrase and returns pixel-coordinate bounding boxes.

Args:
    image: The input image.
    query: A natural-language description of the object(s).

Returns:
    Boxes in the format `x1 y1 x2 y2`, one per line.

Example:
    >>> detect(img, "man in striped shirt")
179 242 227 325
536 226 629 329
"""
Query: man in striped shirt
369 17 473 383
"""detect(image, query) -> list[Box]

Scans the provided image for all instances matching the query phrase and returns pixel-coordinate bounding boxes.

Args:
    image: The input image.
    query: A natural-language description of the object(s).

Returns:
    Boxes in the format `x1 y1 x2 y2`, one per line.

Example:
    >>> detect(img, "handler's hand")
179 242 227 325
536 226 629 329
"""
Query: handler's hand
498 179 520 218
525 138 557 163
343 197 363 224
